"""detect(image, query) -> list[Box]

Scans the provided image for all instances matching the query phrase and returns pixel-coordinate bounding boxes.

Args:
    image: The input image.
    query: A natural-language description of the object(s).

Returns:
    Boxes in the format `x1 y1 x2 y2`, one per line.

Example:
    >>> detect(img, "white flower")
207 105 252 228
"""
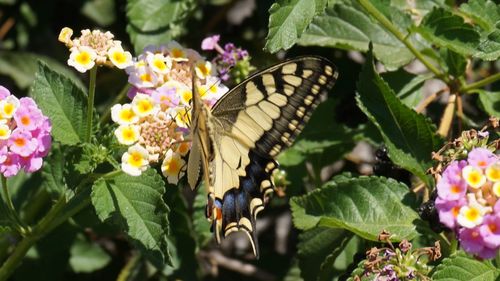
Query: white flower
0 95 20 119
194 60 213 79
67 46 97 73
147 53 172 74
111 104 139 125
114 125 140 145
108 46 133 69
121 144 150 176
166 41 189 62
0 124 11 140
462 165 486 189
131 94 160 117
457 194 491 228
161 149 186 184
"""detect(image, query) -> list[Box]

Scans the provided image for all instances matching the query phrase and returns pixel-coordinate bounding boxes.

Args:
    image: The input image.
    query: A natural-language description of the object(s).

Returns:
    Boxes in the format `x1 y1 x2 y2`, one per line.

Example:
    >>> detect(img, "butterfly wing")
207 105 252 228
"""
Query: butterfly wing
207 56 338 257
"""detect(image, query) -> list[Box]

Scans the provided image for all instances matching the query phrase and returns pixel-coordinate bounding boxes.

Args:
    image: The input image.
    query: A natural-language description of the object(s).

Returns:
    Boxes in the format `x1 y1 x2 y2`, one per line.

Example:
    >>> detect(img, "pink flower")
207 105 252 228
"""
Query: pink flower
201 35 220 50
0 86 10 99
8 129 38 157
153 85 179 107
437 178 467 200
13 101 43 131
435 197 466 228
479 215 500 248
0 145 7 164
19 154 43 173
468 148 497 169
0 152 20 177
442 160 467 183
459 227 486 254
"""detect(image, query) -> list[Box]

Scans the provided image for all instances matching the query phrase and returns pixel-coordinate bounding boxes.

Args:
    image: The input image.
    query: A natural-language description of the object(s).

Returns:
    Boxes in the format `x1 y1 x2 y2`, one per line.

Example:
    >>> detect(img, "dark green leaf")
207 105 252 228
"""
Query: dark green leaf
69 234 111 273
126 0 196 53
264 0 326 53
91 169 171 267
381 70 433 108
290 176 420 241
414 8 480 57
297 227 350 281
298 2 415 69
442 49 467 78
476 90 500 118
31 62 89 145
356 48 441 186
192 183 212 248
432 251 500 280
41 146 68 197
0 51 84 90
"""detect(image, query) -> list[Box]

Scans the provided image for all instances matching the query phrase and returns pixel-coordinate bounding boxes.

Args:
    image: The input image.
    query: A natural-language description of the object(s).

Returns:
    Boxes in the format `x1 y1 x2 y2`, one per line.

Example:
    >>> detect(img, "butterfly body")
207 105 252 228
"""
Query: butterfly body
188 56 338 257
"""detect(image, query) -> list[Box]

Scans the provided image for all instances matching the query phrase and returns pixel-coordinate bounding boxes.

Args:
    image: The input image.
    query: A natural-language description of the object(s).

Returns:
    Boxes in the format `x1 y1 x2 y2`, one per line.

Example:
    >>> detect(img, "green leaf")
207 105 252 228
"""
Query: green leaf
356 48 441 186
31 62 89 145
298 2 415 69
460 0 500 32
0 51 84 90
432 251 500 280
91 169 171 267
476 90 500 118
381 70 433 108
414 8 481 58
69 234 111 273
319 235 362 281
290 176 420 241
126 0 196 53
82 0 116 26
192 183 212 248
41 146 68 197
297 227 351 281
442 49 467 78
264 0 326 53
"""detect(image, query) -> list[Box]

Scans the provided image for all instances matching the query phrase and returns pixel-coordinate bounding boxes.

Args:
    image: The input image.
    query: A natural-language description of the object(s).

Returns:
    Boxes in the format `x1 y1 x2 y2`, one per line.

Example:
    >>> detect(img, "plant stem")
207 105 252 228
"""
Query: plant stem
437 94 456 137
460 72 500 93
99 84 131 125
357 0 449 83
85 66 98 143
0 176 27 234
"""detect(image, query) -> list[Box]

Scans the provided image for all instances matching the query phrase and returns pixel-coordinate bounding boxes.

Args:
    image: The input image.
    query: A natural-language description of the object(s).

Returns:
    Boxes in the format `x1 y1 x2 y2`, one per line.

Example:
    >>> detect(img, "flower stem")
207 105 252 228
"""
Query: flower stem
85 66 98 143
437 94 456 137
357 0 449 83
1 176 27 234
460 72 500 93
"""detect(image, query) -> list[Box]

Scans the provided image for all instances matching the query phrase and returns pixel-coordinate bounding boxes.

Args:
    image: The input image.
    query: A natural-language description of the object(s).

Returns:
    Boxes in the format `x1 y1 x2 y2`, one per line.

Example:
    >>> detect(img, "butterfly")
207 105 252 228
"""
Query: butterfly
187 56 338 257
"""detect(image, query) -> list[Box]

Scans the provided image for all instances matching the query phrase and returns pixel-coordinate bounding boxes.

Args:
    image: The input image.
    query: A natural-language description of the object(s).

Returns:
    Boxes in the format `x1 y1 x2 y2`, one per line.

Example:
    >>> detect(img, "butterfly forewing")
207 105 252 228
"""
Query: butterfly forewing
192 56 338 257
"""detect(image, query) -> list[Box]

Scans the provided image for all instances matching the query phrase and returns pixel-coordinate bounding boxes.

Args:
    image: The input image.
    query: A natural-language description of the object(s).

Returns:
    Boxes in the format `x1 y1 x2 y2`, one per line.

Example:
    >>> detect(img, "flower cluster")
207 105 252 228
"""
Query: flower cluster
0 86 52 177
201 35 254 83
435 147 500 259
112 42 228 183
58 27 133 73
354 231 440 281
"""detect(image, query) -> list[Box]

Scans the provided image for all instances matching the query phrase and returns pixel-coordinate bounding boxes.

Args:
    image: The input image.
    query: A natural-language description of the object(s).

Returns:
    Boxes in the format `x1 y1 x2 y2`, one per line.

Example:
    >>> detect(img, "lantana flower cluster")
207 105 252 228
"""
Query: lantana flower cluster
0 86 52 177
354 231 440 280
58 27 133 73
201 35 254 83
112 41 229 183
435 147 500 259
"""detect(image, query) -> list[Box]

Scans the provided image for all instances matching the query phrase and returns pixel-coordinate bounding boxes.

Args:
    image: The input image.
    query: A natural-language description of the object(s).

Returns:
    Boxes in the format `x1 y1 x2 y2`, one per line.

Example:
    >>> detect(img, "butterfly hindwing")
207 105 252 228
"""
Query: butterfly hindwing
191 56 338 257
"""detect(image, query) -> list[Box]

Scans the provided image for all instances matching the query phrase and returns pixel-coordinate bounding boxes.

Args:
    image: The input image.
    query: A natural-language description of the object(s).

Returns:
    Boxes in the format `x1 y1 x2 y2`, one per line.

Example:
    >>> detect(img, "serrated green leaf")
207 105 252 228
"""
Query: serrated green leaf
432 251 500 280
264 0 326 53
0 51 84 90
356 48 441 186
414 8 480 57
442 49 467 78
297 227 351 281
82 0 116 26
69 234 111 273
126 0 196 53
381 70 433 108
460 0 500 32
298 2 415 69
41 146 68 197
290 176 420 241
31 62 89 145
475 90 500 118
91 169 171 267
192 183 212 248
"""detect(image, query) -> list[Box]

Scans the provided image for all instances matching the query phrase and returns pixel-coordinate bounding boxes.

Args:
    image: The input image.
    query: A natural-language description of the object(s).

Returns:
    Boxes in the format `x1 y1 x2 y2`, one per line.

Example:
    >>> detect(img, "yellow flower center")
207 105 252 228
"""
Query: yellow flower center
3 103 14 116
21 115 30 126
153 59 167 71
171 48 183 58
14 137 25 147
76 51 92 65
487 165 500 181
137 100 153 113
129 151 144 167
451 184 461 194
119 109 135 122
112 52 127 64
165 159 179 173
123 128 135 141
140 73 152 83
464 207 480 222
